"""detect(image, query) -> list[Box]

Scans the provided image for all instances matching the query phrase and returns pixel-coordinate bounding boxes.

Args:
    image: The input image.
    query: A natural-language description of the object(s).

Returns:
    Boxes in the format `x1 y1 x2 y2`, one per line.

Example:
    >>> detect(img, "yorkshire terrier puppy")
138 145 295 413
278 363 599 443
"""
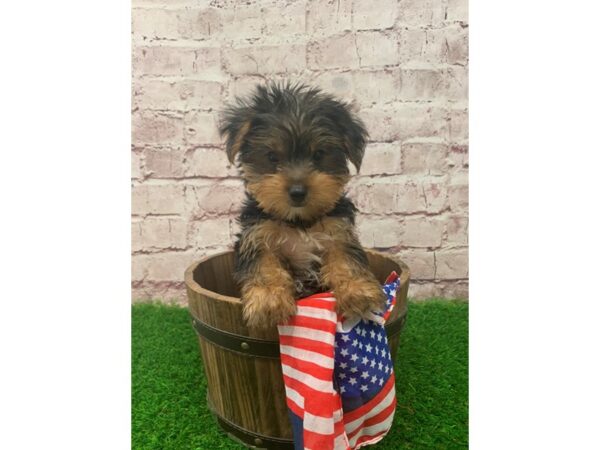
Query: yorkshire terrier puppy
220 82 385 328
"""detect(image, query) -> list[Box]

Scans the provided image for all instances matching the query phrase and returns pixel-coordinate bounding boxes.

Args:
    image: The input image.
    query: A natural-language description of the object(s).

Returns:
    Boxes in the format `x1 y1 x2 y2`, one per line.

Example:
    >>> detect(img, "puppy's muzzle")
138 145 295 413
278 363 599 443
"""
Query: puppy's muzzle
289 184 307 205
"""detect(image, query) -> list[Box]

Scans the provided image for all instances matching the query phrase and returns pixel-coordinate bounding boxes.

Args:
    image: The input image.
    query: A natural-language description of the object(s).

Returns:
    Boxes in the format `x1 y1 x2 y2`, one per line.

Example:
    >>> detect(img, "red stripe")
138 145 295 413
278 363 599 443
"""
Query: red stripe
279 335 335 357
343 374 395 423
286 395 304 419
304 428 334 450
286 314 337 331
346 396 396 440
280 354 332 381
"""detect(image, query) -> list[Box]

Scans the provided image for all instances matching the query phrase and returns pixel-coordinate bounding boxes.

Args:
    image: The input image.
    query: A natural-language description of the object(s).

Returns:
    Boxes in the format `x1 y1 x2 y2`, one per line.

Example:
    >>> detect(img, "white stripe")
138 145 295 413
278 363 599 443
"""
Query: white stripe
334 433 350 450
281 364 334 394
344 386 396 434
348 412 395 448
278 325 335 344
310 295 336 302
285 386 304 409
304 412 334 435
296 305 337 322
280 345 334 369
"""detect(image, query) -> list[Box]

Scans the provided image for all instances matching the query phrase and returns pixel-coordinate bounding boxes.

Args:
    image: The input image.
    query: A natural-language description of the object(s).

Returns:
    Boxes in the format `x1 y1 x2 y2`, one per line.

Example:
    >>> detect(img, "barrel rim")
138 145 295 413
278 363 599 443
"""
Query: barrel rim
185 249 411 303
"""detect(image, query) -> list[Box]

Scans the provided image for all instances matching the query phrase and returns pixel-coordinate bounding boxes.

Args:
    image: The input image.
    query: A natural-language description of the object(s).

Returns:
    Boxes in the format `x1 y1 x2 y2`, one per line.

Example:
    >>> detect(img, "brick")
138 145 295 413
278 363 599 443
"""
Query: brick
435 248 468 279
132 8 180 40
361 104 447 142
312 71 354 102
143 251 198 282
144 148 185 178
446 215 468 245
360 143 402 176
132 45 220 76
446 0 468 23
263 1 306 36
445 66 469 101
408 282 443 299
133 79 222 111
442 281 469 299
306 0 352 35
356 217 402 248
132 184 185 215
185 147 237 178
356 32 399 67
403 216 444 248
352 179 398 214
402 142 448 175
227 76 265 100
448 145 468 168
395 179 447 213
132 220 144 252
131 151 142 179
137 217 188 249
449 107 468 143
224 44 307 75
178 8 221 39
183 112 221 146
184 180 245 218
190 218 232 247
398 28 446 65
353 70 399 106
353 0 398 30
448 183 468 212
446 25 469 65
398 69 445 101
132 111 183 146
131 253 147 281
398 249 436 279
308 34 359 70
221 4 263 39
398 0 444 27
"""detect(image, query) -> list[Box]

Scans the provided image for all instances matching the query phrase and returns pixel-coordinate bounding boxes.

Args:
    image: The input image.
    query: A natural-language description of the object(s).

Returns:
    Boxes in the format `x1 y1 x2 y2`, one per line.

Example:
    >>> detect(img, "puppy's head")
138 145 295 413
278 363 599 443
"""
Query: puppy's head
220 82 368 222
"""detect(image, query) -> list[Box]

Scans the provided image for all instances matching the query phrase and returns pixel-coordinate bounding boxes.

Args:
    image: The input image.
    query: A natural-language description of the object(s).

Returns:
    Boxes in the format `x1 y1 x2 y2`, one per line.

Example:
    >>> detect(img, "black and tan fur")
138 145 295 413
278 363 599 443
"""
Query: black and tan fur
220 82 385 328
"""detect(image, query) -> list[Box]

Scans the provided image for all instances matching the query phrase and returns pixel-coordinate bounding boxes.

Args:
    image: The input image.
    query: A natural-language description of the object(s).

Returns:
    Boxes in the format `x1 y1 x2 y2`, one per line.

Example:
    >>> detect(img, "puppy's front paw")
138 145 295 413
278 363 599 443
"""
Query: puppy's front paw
242 284 297 328
334 277 386 320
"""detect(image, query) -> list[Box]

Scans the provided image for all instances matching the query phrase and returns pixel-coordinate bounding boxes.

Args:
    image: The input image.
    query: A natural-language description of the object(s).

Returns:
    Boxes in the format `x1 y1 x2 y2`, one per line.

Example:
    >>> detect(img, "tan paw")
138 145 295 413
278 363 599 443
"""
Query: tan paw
242 284 297 328
334 277 386 320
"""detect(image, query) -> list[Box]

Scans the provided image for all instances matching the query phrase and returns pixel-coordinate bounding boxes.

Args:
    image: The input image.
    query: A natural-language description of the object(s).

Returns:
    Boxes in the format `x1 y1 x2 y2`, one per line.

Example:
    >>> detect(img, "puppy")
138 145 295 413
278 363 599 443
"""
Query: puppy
220 82 385 328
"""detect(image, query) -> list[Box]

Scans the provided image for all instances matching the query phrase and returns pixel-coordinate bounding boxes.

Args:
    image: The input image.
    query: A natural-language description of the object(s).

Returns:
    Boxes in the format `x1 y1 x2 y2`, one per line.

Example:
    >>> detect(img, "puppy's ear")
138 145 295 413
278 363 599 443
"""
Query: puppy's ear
340 110 368 172
323 100 368 172
219 105 253 164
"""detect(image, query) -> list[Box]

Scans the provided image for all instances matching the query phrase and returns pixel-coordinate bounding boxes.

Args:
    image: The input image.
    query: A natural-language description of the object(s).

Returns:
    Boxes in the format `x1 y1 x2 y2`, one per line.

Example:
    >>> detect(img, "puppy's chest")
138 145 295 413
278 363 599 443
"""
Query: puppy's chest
278 228 328 273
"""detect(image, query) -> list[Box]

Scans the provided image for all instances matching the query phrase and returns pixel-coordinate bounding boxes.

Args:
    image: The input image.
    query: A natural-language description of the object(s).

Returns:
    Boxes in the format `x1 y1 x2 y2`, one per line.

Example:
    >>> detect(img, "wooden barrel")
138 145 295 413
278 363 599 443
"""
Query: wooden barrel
185 250 410 449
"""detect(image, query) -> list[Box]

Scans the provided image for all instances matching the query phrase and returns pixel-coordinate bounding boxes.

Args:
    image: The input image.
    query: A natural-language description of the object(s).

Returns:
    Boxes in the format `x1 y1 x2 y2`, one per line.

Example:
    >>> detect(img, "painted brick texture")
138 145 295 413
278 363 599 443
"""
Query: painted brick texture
131 0 469 303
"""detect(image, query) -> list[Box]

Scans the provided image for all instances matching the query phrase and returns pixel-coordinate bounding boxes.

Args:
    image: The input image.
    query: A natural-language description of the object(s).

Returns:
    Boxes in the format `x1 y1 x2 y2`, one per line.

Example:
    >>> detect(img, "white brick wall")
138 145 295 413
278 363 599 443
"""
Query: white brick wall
131 0 469 303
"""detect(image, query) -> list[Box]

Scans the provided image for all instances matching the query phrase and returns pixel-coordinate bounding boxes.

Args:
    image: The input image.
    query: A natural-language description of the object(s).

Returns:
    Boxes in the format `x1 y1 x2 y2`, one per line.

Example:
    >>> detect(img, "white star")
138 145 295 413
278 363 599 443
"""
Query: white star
350 353 358 362
361 371 370 379
355 326 362 334
340 386 346 393
360 385 368 392
339 372 346 379
340 362 348 369
371 375 378 383
340 348 349 357
349 377 357 385
377 333 383 342
362 356 369 365
378 362 383 370
375 347 380 355
365 344 372 353
361 329 367 337
350 366 358 373
385 366 390 373
379 378 384 386
352 339 358 347
370 330 376 338
358 342 363 350
370 360 376 368
341 334 350 342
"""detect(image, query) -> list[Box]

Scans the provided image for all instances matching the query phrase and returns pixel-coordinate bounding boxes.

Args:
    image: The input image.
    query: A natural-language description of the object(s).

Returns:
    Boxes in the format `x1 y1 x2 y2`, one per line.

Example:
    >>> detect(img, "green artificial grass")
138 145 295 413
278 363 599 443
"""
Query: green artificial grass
132 300 468 450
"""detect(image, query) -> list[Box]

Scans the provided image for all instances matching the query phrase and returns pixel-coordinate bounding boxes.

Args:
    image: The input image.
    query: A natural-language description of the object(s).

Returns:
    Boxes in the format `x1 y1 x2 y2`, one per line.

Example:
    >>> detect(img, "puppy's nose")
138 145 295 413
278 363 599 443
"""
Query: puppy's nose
288 184 307 204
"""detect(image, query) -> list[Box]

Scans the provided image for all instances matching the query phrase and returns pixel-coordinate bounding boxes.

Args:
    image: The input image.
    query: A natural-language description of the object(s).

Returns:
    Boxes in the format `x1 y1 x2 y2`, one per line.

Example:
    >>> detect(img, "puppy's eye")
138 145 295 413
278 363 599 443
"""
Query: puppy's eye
267 152 279 163
313 149 325 162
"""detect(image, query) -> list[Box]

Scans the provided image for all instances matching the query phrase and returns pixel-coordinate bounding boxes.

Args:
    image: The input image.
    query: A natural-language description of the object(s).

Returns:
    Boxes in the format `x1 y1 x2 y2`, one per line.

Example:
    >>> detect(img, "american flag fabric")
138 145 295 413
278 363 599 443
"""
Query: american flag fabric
277 272 400 450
